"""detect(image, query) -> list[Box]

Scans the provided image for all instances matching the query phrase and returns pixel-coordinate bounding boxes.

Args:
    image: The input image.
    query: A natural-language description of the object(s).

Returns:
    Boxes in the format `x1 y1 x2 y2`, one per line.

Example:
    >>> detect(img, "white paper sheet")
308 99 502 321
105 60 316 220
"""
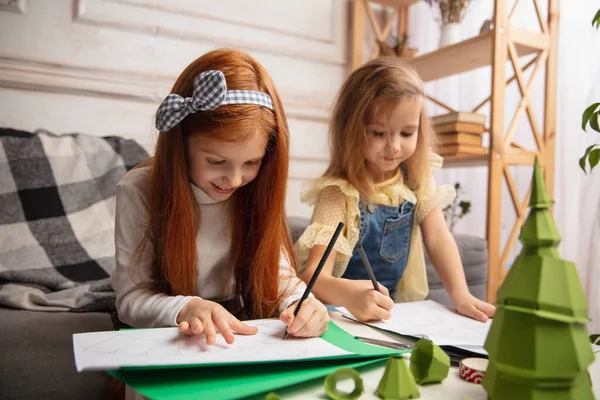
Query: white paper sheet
342 300 492 347
72 319 350 372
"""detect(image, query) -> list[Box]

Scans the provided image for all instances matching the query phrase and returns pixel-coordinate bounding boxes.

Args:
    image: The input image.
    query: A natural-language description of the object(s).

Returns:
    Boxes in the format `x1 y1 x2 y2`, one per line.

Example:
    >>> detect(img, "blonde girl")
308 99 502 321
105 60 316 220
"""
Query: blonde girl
294 56 495 323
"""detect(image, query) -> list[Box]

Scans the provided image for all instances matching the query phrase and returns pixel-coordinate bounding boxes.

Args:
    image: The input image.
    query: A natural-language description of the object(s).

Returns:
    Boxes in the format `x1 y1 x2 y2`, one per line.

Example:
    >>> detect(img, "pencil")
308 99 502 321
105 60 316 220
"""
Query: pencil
283 221 345 339
357 243 380 292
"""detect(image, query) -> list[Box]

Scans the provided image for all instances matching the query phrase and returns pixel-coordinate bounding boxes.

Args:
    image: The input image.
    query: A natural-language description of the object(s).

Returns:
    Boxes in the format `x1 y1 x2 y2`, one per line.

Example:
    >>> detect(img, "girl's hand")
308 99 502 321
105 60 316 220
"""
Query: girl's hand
453 292 496 322
344 280 394 322
279 297 329 338
176 298 258 344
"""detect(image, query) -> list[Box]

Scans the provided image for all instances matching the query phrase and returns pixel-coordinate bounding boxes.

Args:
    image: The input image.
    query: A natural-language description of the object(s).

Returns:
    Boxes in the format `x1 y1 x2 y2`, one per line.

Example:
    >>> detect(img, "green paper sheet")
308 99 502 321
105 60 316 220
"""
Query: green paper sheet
109 322 406 400
114 358 387 400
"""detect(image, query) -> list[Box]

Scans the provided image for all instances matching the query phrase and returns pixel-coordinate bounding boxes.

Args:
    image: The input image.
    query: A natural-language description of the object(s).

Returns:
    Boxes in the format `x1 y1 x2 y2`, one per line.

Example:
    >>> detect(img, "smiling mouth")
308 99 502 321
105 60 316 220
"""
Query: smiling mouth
211 182 236 194
382 156 397 162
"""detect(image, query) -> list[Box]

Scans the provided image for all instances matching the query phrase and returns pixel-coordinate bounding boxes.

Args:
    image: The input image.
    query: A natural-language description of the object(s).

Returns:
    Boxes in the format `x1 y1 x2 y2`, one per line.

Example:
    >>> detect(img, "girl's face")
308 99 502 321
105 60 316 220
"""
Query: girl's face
188 133 267 201
364 97 422 182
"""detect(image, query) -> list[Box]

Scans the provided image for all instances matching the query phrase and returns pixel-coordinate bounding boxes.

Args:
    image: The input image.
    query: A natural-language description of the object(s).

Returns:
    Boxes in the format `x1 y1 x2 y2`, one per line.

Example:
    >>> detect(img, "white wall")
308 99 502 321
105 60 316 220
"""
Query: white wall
0 0 350 217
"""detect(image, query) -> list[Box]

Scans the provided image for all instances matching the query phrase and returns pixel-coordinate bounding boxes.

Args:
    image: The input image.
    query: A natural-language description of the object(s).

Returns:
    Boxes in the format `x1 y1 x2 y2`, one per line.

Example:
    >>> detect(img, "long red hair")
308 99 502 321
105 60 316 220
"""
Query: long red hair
141 49 293 318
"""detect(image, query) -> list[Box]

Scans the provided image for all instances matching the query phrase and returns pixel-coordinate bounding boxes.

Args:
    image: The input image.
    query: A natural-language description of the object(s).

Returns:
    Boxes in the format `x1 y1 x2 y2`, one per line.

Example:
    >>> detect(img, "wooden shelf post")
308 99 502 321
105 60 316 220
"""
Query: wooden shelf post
486 0 508 304
352 0 366 71
543 0 560 201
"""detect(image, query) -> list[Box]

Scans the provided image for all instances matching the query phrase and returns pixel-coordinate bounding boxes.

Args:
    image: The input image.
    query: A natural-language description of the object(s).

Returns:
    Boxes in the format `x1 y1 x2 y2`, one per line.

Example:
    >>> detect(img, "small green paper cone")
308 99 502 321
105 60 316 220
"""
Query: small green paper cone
377 355 420 399
324 367 364 400
409 339 450 384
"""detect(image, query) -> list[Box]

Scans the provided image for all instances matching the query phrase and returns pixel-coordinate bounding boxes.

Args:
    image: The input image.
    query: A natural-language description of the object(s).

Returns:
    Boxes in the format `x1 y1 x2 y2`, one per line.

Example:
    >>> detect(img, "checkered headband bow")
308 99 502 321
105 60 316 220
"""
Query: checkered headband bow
155 70 274 132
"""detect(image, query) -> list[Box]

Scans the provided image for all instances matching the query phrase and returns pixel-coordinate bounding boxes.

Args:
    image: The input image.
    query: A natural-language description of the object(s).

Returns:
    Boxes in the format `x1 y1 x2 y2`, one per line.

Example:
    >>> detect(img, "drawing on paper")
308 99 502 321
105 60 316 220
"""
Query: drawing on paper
79 319 312 363
342 300 491 347
73 318 352 372
393 311 486 337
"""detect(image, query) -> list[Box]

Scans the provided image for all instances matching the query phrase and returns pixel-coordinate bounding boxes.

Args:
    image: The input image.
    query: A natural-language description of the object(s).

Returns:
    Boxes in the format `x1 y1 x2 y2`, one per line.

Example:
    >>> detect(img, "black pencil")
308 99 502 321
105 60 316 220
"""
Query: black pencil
283 221 345 339
357 243 380 292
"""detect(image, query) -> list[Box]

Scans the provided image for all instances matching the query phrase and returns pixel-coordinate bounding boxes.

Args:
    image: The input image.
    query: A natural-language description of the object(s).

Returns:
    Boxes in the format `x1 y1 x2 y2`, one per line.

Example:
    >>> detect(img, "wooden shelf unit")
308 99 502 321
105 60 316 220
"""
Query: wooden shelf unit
409 27 547 83
351 0 560 302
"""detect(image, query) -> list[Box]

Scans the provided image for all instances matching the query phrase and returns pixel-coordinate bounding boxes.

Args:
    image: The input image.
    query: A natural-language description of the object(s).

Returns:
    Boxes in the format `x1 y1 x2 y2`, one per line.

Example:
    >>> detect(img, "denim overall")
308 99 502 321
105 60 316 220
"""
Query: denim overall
341 187 415 299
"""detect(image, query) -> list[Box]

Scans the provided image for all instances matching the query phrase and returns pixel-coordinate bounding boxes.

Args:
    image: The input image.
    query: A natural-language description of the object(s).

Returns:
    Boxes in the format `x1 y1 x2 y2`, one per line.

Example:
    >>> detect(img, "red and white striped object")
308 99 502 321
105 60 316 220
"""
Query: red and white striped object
459 358 488 384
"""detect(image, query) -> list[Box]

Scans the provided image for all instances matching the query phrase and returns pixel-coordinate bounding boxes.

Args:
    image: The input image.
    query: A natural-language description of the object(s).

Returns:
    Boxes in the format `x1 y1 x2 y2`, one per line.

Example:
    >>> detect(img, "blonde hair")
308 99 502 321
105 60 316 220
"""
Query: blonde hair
324 56 436 200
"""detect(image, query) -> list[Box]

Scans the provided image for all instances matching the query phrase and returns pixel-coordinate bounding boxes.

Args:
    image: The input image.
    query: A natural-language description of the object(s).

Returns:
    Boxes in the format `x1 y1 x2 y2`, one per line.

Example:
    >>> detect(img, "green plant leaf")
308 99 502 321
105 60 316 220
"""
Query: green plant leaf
593 8 600 29
590 334 600 345
580 144 600 173
579 144 600 173
583 144 598 158
579 155 587 174
589 148 600 171
582 103 600 131
459 201 471 215
590 111 600 133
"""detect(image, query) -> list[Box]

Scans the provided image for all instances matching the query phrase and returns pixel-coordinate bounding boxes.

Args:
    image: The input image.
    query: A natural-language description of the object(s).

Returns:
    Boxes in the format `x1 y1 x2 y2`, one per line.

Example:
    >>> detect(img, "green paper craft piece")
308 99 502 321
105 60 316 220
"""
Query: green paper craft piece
264 392 280 400
483 158 595 400
377 355 420 399
529 158 555 208
324 367 364 400
409 339 450 384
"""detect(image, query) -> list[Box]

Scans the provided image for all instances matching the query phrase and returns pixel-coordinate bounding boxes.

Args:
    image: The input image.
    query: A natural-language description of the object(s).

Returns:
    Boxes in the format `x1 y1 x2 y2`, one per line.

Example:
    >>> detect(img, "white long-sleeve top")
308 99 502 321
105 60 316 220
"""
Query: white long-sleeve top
112 167 306 328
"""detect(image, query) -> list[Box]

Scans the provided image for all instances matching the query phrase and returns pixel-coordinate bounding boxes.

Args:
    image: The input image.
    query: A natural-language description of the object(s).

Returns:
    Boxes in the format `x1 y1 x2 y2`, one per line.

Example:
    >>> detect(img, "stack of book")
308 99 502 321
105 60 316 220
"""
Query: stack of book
431 112 487 156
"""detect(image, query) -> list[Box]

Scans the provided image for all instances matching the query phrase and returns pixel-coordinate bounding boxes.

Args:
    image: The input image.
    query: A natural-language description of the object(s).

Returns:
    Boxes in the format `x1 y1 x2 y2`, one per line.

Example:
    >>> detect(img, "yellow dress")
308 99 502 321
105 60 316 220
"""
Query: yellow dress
293 153 456 302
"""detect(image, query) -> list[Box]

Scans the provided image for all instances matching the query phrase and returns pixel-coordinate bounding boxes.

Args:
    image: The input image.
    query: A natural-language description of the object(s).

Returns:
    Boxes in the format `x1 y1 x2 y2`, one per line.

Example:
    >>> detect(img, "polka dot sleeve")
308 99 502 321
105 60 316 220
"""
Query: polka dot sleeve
294 186 356 277
415 153 457 223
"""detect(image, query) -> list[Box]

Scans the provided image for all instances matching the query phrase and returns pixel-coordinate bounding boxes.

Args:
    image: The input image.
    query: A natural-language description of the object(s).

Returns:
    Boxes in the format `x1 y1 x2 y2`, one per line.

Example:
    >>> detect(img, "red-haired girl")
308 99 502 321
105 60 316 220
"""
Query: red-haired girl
112 49 329 344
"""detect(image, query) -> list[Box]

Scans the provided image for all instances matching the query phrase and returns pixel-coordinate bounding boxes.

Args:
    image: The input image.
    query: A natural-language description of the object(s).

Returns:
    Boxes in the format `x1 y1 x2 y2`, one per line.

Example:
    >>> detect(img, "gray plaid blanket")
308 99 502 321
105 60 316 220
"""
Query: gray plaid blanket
0 128 148 312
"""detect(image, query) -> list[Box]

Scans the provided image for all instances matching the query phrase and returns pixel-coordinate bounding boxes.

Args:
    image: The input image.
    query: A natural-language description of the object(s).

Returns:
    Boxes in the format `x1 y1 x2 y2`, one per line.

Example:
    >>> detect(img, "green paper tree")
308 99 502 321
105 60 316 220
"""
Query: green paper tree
483 158 595 399
409 339 450 384
377 356 420 399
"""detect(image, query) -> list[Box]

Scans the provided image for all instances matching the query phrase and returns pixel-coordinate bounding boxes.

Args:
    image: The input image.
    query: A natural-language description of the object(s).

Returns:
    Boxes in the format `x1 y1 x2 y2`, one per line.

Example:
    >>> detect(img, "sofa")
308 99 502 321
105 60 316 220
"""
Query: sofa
0 129 487 400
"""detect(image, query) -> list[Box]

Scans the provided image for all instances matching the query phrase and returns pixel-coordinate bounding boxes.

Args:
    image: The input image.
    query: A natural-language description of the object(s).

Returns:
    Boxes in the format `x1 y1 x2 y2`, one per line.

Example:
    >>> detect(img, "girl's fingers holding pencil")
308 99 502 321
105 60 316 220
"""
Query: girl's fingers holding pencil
374 291 394 310
283 298 329 337
378 283 390 297
279 306 294 327
297 312 329 337
367 304 391 321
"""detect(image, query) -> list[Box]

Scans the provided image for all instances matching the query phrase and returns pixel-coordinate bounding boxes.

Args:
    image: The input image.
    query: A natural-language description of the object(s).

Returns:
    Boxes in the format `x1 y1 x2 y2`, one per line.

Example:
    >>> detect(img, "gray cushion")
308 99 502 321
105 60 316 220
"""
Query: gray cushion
425 234 488 305
0 308 113 400
425 234 488 287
